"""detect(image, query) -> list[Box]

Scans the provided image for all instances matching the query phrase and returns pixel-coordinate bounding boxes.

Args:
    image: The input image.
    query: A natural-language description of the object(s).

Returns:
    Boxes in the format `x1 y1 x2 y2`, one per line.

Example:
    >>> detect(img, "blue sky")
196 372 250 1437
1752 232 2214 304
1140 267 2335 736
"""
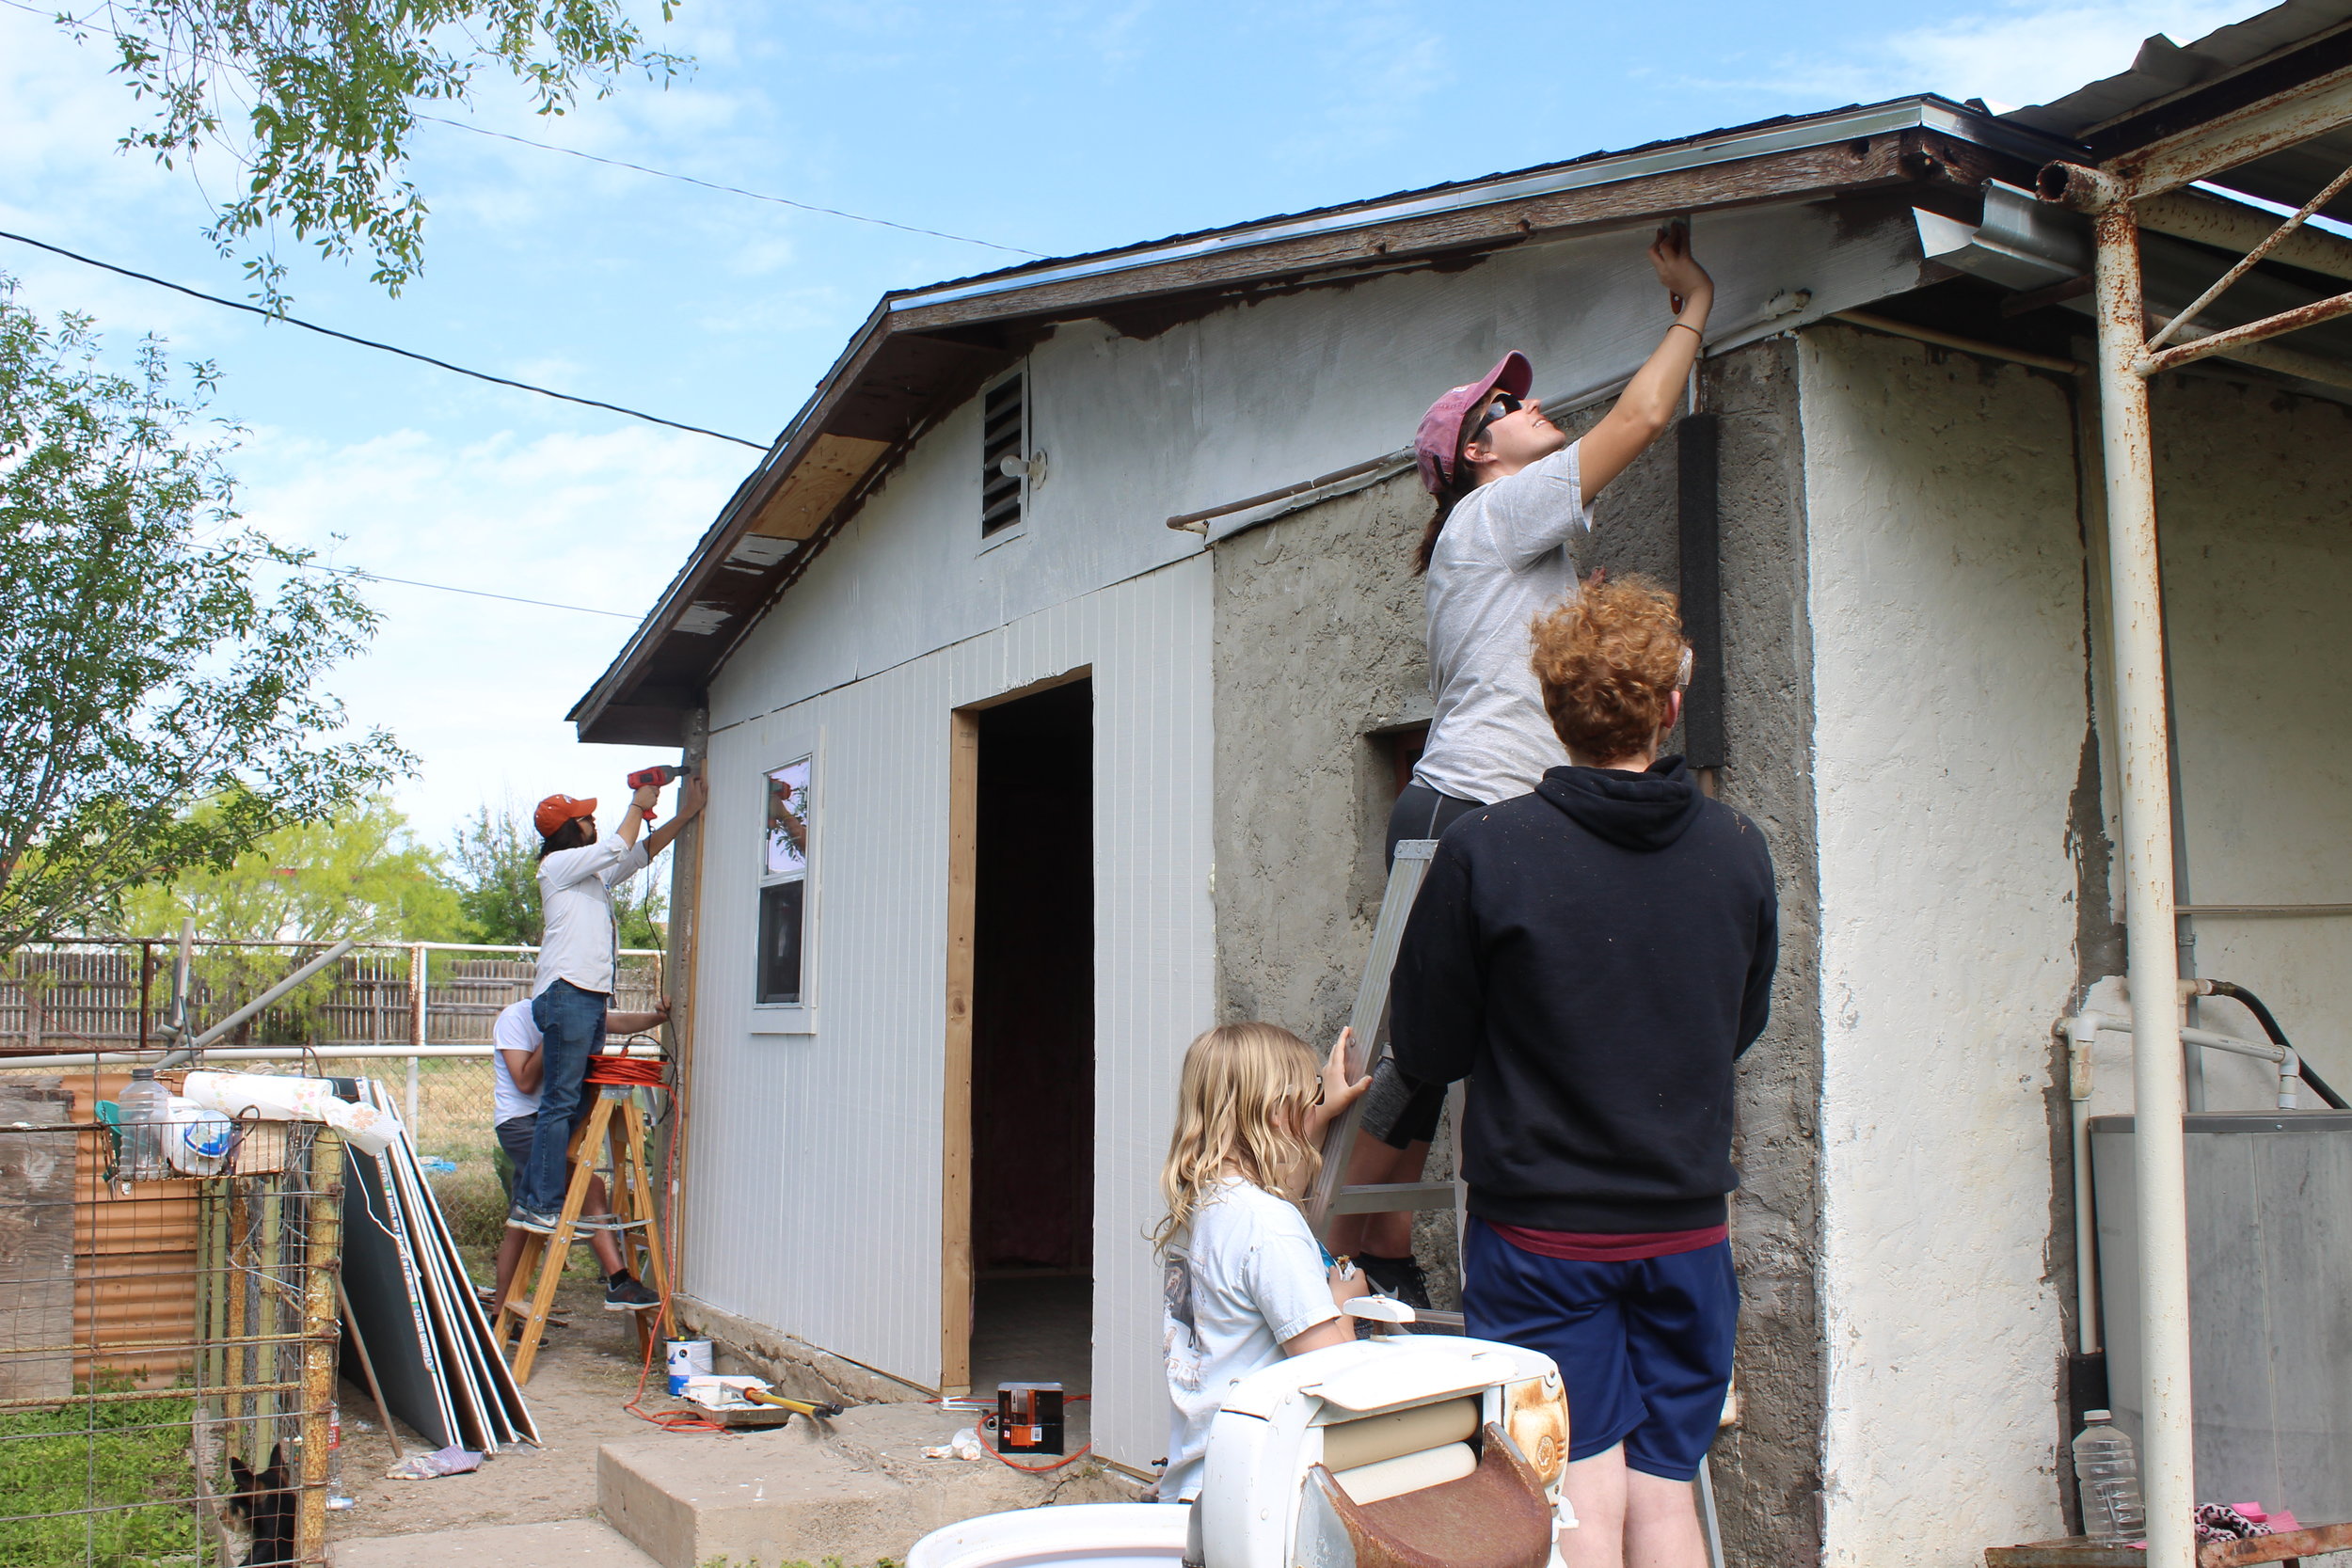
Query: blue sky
0 0 2265 851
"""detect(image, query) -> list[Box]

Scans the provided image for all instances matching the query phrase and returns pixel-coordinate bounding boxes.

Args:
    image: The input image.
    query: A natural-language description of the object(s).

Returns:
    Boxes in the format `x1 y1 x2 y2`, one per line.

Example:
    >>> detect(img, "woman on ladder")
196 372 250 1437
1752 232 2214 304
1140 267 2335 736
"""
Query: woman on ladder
1329 222 1716 1307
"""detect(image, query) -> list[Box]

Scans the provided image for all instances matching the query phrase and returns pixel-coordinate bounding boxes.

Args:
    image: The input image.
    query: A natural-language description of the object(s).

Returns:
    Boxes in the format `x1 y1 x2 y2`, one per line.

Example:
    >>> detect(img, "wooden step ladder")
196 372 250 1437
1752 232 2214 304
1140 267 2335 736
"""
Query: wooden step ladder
494 1073 672 1382
1302 836 1728 1568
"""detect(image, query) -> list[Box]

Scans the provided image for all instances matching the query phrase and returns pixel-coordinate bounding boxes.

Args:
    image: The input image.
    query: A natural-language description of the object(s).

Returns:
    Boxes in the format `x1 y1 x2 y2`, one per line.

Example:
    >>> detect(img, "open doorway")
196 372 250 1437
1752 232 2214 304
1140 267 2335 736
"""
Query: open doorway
945 676 1094 1402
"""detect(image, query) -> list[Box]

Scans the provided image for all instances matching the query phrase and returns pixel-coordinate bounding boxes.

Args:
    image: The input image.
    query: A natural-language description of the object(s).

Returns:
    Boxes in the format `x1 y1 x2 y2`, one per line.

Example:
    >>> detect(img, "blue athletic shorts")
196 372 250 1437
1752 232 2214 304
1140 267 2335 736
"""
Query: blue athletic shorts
1463 1217 1737 1481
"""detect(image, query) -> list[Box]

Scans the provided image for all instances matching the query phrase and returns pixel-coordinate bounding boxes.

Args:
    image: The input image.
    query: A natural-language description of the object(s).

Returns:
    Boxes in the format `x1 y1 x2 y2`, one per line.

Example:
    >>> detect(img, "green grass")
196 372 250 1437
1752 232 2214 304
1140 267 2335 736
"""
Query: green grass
0 1387 214 1567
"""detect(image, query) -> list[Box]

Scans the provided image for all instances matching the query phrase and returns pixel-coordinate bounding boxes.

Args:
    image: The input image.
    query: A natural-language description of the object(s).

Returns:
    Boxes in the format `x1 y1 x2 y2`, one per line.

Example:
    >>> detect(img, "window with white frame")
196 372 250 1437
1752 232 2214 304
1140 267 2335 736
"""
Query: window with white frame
757 757 811 1006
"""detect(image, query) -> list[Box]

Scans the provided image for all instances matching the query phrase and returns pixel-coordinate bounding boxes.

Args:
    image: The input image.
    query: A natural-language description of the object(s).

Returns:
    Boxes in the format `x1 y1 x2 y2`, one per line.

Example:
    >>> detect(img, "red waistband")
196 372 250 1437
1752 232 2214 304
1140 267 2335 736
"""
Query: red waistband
1485 1220 1728 1261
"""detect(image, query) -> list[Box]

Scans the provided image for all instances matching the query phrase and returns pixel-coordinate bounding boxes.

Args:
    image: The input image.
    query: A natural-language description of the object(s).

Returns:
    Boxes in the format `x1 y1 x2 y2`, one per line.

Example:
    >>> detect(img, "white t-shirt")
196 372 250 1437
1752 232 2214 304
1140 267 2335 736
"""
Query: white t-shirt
1412 441 1592 805
535 832 650 997
1159 1178 1337 1504
489 1000 542 1127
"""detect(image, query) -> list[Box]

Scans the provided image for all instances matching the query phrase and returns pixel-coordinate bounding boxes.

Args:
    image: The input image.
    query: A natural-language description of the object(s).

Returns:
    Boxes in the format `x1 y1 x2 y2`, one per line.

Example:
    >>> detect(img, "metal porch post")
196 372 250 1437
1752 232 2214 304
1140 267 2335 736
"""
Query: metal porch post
2088 198 2196 1568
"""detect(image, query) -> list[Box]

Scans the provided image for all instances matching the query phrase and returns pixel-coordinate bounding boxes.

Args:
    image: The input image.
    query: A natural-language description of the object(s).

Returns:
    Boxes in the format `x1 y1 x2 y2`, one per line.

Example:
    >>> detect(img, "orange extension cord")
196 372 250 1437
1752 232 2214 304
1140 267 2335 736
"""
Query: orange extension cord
607 1057 731 1434
972 1395 1093 1473
600 1051 1094 1465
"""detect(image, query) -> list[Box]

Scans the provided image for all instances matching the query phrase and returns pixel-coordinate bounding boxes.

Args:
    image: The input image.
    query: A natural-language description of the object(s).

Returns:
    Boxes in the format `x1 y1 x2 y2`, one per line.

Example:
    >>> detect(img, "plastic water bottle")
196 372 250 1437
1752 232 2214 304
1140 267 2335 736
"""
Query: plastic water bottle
2073 1410 2146 1541
116 1069 172 1182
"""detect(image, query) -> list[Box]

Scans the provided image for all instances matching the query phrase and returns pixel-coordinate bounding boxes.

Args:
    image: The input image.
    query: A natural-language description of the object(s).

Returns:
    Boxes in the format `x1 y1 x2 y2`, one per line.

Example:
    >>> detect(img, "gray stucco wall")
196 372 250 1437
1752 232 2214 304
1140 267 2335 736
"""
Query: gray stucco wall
1207 337 1825 1568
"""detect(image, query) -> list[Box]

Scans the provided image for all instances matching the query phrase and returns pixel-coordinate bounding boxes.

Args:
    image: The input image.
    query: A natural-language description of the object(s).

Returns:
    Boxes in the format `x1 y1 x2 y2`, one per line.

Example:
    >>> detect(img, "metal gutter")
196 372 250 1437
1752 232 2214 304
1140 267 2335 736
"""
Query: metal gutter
889 99 2076 315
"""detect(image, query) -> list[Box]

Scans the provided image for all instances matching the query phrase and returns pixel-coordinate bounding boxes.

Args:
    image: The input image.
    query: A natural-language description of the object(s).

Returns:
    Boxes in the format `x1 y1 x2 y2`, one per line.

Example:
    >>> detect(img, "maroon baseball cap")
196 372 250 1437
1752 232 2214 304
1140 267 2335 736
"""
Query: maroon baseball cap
1414 352 1533 495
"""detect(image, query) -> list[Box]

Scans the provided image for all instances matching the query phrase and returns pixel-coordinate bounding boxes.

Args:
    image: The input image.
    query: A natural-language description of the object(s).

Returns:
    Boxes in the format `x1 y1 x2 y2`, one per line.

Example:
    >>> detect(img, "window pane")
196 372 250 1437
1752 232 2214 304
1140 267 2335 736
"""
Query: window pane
757 880 804 1006
765 758 811 877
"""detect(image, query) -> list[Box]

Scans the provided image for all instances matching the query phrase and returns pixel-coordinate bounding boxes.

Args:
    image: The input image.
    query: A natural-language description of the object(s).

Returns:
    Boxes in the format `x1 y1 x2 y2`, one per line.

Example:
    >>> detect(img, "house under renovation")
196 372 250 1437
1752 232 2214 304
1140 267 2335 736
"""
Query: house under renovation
572 9 2352 1565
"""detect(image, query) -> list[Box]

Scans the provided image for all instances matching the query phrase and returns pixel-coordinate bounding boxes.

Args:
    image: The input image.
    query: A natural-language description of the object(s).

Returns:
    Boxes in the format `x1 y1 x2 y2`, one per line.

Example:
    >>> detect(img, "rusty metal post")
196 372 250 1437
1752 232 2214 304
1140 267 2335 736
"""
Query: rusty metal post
296 1130 343 1564
2087 192 2198 1568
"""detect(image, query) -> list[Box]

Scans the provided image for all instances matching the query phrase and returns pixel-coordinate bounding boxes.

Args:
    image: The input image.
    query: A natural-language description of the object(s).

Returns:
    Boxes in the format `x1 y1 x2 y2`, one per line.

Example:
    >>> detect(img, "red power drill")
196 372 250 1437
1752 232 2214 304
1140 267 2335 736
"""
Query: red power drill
626 763 691 822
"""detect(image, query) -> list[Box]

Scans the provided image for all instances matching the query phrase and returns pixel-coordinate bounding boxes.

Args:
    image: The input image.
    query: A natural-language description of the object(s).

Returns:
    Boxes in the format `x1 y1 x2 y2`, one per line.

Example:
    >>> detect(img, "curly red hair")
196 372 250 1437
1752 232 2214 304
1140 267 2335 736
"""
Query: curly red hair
1530 572 1690 762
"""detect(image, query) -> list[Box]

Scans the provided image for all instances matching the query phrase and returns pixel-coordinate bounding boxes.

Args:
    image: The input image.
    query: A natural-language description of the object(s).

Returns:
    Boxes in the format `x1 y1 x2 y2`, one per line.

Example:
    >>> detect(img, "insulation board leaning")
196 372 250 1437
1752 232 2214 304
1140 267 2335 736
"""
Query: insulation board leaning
337 1076 536 1451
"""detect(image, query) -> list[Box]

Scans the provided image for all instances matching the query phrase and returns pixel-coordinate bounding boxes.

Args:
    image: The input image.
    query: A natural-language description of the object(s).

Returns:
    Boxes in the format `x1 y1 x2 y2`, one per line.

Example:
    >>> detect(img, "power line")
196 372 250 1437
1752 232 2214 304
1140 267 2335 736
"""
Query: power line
298 562 640 620
413 114 1045 258
0 228 771 450
0 0 1041 259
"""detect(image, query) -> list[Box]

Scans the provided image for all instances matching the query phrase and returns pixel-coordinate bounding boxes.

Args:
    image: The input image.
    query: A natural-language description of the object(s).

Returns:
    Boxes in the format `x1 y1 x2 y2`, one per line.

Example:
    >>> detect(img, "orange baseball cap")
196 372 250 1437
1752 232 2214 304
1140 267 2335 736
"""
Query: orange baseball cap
533 794 597 837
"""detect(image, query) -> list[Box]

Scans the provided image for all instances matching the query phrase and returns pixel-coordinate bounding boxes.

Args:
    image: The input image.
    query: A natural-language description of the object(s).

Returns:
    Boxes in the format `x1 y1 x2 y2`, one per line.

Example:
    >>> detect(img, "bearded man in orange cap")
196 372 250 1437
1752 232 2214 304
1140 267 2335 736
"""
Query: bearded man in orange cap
508 773 707 1233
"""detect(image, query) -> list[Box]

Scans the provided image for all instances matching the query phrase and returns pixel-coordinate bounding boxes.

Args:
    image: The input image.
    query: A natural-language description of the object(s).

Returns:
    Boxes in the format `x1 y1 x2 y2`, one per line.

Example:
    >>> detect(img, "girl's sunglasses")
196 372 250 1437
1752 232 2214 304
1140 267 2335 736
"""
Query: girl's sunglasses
1469 390 1523 441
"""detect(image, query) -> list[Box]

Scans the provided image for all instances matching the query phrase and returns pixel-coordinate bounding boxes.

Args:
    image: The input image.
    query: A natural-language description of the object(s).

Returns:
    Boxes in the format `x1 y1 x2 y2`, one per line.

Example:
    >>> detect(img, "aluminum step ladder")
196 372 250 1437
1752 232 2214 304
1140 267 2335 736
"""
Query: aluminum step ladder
1301 836 1728 1568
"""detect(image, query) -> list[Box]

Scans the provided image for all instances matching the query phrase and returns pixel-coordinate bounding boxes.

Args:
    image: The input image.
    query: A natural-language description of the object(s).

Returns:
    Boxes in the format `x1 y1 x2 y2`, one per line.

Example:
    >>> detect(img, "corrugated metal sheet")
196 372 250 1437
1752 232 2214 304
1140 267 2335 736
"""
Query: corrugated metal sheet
686 557 1215 1471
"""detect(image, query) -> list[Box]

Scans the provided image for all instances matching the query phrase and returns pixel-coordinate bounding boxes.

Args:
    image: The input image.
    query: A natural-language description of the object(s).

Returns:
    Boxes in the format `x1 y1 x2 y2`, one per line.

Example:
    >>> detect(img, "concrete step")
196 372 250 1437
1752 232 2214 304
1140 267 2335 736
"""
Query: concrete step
598 1401 1135 1568
330 1517 658 1567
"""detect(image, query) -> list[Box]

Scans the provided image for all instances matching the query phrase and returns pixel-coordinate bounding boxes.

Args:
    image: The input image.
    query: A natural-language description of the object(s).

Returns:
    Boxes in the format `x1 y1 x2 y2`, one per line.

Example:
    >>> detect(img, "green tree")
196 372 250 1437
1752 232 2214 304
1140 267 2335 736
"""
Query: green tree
445 800 667 948
43 0 685 309
0 278 405 955
124 797 467 944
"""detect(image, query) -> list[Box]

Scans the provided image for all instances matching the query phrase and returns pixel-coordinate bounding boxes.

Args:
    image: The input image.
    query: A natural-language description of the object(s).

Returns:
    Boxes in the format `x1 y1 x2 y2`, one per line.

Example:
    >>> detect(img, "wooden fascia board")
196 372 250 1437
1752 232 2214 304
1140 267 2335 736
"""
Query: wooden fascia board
572 125 2031 740
886 128 2029 333
568 306 903 733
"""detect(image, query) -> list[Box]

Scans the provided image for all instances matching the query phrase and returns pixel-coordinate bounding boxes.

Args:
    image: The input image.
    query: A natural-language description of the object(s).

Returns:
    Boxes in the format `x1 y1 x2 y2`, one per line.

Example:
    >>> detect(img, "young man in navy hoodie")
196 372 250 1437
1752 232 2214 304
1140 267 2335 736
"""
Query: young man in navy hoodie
1389 574 1777 1568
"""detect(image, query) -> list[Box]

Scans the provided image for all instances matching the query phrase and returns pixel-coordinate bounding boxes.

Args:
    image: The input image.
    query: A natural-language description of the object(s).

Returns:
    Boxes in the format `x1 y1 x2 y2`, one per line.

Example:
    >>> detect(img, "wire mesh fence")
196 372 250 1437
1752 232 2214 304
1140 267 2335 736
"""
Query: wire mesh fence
0 942 667 1252
0 1074 340 1567
0 940 670 1562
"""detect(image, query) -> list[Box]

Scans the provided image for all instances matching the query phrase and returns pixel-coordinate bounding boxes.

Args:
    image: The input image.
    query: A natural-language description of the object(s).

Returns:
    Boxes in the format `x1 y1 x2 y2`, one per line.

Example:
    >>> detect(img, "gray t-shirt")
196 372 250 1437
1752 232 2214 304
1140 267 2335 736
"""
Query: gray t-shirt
1412 442 1591 805
1159 1178 1336 1503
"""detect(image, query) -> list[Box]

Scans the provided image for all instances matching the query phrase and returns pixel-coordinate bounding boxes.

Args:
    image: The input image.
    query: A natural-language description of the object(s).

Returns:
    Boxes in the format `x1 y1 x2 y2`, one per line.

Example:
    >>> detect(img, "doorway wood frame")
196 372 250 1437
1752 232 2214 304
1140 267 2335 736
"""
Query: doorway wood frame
940 666 1091 1398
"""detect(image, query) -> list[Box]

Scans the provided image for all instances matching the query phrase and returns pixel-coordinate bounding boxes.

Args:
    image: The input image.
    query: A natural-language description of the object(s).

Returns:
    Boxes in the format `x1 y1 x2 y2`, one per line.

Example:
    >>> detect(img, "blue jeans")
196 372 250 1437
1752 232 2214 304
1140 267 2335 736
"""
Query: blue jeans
515 980 606 1213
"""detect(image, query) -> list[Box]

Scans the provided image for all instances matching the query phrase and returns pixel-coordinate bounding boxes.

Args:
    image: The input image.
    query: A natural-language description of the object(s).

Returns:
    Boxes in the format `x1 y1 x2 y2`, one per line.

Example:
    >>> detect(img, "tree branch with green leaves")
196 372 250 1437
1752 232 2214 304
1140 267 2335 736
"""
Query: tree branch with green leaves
41 0 685 309
0 276 409 953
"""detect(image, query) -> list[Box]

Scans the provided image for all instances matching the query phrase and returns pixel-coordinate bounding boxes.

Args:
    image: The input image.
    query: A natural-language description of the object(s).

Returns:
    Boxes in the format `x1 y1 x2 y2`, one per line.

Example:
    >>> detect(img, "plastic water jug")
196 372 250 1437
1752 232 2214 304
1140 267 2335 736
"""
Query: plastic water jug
115 1069 173 1181
2073 1410 2146 1542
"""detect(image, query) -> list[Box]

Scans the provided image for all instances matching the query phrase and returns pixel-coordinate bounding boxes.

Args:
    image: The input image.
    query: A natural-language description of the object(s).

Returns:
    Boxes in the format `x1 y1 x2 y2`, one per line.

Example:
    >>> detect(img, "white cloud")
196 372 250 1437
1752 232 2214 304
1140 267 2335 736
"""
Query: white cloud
1714 0 2267 113
233 422 750 846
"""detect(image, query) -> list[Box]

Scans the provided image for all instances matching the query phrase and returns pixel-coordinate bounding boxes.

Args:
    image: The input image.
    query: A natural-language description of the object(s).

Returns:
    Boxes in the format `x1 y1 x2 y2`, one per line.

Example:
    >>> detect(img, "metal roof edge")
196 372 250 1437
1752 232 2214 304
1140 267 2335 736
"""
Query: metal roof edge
885 98 2077 316
569 97 2077 741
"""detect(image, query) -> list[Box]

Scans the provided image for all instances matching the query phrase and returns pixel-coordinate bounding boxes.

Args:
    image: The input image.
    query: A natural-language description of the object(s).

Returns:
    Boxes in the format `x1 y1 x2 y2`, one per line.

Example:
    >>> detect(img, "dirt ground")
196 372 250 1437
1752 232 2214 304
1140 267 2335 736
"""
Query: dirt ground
328 1274 666 1546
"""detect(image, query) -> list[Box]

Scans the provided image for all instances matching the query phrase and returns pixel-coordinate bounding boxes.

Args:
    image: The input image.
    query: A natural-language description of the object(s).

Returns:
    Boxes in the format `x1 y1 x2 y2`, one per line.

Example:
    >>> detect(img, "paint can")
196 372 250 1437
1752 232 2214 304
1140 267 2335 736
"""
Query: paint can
665 1338 712 1396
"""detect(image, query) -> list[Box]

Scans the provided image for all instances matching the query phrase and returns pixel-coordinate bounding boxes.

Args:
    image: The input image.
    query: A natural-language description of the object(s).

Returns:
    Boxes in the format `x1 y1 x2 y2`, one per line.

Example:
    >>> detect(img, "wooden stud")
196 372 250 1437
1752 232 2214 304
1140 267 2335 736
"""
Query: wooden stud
940 708 980 1397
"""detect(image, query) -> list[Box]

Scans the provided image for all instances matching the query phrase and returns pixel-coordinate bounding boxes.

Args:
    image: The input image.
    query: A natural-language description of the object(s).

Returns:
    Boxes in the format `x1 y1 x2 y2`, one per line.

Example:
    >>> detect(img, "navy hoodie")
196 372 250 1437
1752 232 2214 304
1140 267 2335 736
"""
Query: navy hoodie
1387 756 1778 1232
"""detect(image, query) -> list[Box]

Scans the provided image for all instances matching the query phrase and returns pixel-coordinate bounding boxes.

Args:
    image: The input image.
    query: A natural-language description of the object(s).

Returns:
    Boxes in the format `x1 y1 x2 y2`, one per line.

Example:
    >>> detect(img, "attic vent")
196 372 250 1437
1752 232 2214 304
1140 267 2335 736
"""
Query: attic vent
981 368 1027 536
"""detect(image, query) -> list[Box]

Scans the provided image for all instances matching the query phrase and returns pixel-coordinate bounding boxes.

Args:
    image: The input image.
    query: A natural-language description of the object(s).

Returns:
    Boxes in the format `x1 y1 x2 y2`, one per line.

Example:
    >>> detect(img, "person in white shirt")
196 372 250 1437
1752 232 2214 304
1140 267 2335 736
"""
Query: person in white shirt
487 995 673 1315
1153 1022 1367 1504
1332 224 1719 1307
508 772 705 1232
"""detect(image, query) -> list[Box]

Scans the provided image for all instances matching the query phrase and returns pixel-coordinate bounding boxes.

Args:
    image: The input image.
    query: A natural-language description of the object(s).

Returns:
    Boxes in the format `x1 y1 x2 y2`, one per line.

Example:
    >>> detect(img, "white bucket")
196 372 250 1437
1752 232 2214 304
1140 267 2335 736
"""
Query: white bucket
908 1503 1186 1568
664 1338 712 1396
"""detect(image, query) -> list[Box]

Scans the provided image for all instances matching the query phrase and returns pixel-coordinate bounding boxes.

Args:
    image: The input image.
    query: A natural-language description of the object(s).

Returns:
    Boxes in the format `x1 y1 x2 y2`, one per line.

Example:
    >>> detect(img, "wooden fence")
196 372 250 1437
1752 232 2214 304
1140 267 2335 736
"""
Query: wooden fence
0 941 667 1057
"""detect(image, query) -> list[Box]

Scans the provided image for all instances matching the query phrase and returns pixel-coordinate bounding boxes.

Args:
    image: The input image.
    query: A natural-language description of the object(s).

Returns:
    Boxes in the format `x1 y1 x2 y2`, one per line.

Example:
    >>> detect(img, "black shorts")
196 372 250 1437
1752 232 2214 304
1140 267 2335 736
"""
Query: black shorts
1384 783 1485 869
1359 1057 1446 1148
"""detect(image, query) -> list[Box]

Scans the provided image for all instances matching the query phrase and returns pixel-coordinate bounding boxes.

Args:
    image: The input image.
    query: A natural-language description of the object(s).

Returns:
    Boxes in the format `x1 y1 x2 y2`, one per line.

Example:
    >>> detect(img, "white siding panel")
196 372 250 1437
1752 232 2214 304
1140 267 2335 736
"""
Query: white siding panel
706 198 1925 736
687 557 1213 1469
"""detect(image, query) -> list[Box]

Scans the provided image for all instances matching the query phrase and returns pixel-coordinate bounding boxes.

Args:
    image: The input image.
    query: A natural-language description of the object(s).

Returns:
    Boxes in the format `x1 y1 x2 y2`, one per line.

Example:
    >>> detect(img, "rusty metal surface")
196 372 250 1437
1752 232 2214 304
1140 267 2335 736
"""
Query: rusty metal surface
2148 161 2352 346
2088 198 2201 1568
2110 65 2352 201
2143 284 2352 372
2198 1520 2352 1567
1985 1540 2149 1568
2138 186 2352 282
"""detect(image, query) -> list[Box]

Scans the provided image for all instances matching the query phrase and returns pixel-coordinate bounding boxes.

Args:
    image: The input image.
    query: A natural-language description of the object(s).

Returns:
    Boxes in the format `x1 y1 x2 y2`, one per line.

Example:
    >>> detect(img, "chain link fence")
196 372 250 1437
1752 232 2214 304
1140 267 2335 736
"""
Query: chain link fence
0 940 673 1563
1 942 668 1270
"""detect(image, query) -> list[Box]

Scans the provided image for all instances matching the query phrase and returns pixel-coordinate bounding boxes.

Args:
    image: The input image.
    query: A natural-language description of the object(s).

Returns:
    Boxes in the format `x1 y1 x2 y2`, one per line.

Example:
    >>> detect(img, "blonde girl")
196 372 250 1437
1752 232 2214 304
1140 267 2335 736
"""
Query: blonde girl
1153 1022 1367 1503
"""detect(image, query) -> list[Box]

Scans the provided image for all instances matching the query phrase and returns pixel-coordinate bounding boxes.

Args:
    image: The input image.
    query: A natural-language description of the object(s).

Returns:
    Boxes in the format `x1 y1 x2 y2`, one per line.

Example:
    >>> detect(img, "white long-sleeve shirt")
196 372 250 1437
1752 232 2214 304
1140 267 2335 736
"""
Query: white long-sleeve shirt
534 832 649 996
1412 441 1592 805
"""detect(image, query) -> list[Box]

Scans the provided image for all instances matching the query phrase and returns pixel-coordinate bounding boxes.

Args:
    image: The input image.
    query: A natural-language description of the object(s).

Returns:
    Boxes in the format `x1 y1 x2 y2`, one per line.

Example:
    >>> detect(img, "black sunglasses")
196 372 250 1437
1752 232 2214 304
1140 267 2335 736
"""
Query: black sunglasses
1469 390 1523 442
